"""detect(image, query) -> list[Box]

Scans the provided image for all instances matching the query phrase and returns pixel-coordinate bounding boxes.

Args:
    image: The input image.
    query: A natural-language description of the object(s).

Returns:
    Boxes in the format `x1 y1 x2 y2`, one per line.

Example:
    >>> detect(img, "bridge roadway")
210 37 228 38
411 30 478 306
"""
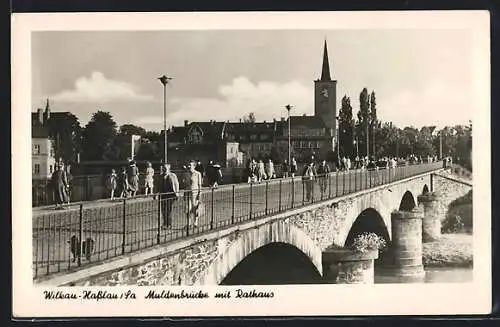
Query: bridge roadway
32 163 441 278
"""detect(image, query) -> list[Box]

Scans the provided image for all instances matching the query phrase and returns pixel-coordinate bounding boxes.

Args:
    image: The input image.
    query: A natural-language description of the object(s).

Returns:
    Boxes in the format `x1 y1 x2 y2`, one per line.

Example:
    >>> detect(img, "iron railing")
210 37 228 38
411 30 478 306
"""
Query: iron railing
32 161 443 278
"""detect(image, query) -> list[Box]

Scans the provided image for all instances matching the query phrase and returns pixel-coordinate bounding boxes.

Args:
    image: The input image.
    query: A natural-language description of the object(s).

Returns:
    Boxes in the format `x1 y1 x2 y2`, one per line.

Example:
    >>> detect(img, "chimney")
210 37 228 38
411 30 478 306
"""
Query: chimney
37 109 44 125
239 118 242 123
184 120 188 127
303 113 306 117
281 117 285 122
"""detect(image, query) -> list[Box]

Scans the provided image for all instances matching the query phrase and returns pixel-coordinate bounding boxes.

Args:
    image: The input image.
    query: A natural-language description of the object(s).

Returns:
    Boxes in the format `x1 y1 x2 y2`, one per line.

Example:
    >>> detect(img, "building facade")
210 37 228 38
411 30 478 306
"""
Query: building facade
167 41 338 166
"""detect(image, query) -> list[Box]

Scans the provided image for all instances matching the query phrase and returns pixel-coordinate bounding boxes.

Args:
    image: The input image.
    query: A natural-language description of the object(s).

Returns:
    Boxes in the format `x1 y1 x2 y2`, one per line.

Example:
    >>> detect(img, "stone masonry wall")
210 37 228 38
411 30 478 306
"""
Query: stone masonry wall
72 234 238 286
432 173 472 220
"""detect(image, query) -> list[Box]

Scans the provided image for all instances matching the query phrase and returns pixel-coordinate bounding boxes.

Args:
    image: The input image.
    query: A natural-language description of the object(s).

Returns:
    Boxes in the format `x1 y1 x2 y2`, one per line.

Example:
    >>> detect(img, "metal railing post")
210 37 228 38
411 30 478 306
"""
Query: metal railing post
265 181 269 215
157 195 161 244
231 185 235 225
122 199 126 255
291 178 295 208
328 173 332 198
278 180 282 212
335 170 339 197
186 191 190 236
210 188 215 230
249 183 253 219
77 204 83 268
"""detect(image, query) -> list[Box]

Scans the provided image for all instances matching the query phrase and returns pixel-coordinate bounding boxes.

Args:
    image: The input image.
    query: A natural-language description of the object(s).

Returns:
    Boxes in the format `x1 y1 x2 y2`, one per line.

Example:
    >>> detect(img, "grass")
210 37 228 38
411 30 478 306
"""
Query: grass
422 233 473 268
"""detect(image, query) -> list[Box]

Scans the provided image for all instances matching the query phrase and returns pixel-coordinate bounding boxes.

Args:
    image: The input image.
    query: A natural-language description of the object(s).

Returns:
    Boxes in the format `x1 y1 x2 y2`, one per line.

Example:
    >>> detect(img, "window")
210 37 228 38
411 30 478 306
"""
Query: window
33 144 40 155
239 135 246 141
49 165 53 174
250 134 257 141
34 164 40 175
50 147 55 157
260 134 269 141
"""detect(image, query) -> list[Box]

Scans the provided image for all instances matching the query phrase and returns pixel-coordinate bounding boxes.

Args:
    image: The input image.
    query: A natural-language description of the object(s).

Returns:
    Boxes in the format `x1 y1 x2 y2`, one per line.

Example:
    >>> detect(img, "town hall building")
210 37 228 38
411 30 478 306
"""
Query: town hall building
166 41 338 167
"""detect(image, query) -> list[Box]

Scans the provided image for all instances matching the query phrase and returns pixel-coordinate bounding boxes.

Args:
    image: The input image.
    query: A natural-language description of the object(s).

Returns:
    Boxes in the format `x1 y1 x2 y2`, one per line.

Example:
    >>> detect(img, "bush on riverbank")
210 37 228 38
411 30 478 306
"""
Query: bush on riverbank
442 190 472 233
422 233 473 268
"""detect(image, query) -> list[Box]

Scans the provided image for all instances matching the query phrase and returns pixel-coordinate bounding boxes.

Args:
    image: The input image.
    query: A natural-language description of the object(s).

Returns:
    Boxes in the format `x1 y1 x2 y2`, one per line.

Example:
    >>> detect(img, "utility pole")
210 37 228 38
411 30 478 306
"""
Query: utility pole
158 74 173 164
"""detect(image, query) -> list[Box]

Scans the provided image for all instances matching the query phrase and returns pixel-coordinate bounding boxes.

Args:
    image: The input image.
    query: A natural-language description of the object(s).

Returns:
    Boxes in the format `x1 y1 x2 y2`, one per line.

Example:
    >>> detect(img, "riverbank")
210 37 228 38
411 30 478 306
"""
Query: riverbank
422 233 473 268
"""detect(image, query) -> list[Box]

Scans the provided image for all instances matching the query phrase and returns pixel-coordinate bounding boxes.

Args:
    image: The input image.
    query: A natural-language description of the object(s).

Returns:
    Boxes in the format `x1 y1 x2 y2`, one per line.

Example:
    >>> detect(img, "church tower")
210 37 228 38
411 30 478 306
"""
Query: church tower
314 40 337 133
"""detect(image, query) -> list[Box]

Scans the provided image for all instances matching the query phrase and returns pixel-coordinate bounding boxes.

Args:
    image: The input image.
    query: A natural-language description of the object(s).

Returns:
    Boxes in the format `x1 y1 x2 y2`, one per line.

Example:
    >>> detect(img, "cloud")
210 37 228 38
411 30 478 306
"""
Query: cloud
50 71 154 103
377 79 472 129
166 76 313 126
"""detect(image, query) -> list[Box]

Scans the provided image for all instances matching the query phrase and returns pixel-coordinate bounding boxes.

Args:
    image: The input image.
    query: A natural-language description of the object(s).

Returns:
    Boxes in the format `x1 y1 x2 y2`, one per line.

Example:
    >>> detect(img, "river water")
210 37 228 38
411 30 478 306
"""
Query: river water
375 267 473 284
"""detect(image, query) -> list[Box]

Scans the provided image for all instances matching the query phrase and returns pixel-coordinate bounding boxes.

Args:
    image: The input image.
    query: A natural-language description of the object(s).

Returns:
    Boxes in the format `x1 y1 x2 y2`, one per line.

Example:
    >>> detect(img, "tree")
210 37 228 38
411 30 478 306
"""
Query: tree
356 88 371 158
81 111 119 161
119 124 147 137
135 141 160 161
114 124 148 160
338 95 355 158
370 91 378 156
46 113 82 164
242 112 256 123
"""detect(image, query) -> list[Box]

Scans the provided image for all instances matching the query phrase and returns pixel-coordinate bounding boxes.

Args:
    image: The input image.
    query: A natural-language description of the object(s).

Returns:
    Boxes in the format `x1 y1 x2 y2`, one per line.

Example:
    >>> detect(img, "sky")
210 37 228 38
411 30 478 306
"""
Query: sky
32 29 473 131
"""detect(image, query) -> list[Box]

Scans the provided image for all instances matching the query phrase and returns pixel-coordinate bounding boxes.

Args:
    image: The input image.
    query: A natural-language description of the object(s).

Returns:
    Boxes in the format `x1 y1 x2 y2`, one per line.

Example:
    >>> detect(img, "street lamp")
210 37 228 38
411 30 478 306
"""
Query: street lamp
285 104 293 166
158 74 173 164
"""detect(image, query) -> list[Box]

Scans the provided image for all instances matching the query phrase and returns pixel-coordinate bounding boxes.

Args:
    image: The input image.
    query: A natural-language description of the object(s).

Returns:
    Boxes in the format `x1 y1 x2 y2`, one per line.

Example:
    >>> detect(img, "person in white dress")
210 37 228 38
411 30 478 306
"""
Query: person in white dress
144 161 155 195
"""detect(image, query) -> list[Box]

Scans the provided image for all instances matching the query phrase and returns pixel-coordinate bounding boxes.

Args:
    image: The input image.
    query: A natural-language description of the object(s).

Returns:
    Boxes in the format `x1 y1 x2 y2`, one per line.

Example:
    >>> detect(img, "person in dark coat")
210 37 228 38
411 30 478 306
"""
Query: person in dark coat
158 163 179 229
52 162 69 209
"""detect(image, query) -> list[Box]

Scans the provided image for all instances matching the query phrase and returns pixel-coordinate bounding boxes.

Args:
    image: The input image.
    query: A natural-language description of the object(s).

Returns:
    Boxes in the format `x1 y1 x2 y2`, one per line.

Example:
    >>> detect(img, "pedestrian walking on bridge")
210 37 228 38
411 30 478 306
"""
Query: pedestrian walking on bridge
302 160 317 202
184 160 203 228
317 159 330 196
158 163 179 229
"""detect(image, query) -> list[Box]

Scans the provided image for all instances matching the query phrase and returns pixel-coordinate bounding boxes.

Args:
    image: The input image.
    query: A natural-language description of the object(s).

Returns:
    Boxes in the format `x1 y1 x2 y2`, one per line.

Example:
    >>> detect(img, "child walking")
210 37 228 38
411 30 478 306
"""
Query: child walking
144 162 155 195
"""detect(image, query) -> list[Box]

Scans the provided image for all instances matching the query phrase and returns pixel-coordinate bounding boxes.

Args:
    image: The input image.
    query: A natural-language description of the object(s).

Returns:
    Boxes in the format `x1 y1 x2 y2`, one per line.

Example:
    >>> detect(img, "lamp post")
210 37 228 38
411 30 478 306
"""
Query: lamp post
158 74 173 164
285 104 293 166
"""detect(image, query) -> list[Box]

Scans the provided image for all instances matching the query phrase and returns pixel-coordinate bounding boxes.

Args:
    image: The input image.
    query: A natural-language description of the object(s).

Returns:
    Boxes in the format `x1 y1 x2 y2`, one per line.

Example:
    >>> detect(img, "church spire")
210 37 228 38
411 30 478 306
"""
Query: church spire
320 40 332 81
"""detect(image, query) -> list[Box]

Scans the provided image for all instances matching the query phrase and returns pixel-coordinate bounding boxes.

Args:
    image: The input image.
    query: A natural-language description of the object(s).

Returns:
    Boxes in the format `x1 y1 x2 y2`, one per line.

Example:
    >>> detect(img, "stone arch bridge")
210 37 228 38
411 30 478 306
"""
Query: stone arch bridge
37 168 471 286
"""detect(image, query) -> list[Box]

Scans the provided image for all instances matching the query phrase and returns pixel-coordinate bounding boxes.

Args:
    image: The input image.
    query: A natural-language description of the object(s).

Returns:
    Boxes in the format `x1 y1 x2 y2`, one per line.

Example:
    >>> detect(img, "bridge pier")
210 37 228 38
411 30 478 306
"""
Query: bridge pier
417 192 442 242
390 208 425 280
322 247 378 284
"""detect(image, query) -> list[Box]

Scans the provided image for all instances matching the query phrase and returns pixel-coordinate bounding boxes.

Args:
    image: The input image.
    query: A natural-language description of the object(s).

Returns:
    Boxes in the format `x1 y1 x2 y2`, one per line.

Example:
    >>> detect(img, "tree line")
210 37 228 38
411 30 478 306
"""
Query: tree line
338 88 472 170
46 93 472 171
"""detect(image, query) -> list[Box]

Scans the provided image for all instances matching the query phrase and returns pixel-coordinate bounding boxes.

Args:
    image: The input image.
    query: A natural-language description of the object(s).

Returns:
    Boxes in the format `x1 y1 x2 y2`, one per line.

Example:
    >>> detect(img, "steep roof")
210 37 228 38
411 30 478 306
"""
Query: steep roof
290 115 327 128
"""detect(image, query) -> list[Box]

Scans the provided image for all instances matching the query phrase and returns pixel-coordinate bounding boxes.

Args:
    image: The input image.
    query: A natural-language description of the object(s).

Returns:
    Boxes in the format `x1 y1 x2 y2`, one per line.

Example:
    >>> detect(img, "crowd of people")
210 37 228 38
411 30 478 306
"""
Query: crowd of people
49 154 453 229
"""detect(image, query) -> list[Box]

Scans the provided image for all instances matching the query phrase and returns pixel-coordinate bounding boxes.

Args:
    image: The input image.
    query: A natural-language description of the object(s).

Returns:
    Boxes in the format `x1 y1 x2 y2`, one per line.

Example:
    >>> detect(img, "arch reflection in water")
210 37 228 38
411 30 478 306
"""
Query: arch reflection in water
220 242 323 285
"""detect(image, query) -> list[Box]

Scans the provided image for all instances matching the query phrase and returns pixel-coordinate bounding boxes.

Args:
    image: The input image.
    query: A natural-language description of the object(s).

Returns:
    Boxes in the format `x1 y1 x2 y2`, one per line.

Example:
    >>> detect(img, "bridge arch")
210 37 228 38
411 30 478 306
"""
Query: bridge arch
399 190 417 211
344 208 390 247
422 184 430 195
194 221 322 285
